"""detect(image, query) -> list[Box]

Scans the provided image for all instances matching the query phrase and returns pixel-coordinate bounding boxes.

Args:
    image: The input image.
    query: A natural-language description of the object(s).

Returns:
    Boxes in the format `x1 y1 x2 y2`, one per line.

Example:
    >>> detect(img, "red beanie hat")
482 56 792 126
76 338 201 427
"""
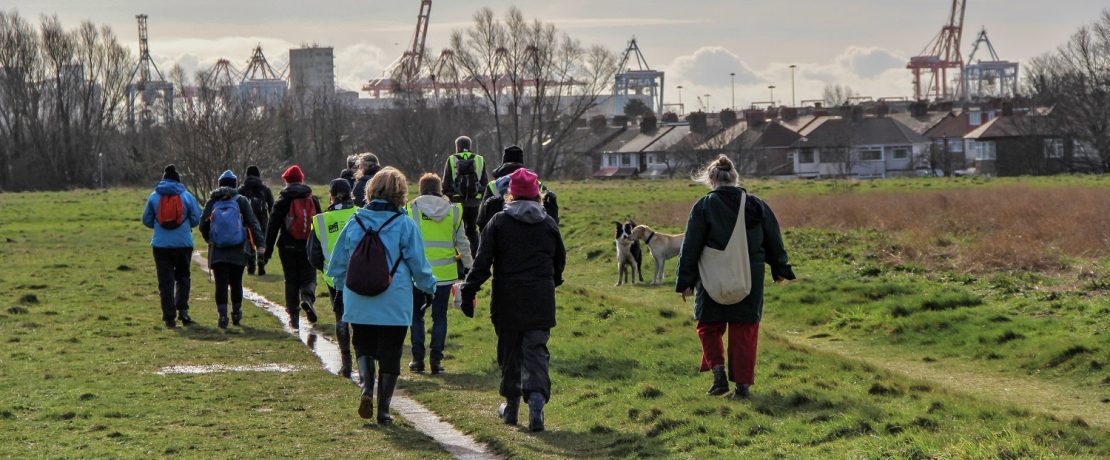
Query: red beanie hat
281 165 304 184
508 168 539 199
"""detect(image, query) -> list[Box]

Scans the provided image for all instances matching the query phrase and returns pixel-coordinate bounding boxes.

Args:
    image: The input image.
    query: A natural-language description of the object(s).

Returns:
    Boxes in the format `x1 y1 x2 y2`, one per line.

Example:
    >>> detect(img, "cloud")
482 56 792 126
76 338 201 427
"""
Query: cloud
334 42 391 91
834 46 906 79
666 46 762 87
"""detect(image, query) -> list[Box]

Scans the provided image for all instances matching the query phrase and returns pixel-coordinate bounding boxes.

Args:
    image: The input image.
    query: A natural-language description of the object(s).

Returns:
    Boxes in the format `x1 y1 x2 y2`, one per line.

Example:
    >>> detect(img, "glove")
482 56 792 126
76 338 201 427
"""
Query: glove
460 290 476 318
419 293 435 313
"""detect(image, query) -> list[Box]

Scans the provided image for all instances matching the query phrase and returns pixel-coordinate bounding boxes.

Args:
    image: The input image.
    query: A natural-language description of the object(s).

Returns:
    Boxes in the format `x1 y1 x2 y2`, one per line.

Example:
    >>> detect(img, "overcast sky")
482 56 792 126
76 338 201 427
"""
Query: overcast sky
2 0 1104 108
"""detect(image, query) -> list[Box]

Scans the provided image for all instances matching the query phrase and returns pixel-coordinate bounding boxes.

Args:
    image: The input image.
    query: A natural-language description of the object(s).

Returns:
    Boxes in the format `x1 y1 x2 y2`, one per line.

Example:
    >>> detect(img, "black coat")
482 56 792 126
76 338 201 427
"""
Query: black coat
199 188 265 267
675 186 795 324
238 176 274 229
264 183 322 256
462 201 566 331
352 165 381 208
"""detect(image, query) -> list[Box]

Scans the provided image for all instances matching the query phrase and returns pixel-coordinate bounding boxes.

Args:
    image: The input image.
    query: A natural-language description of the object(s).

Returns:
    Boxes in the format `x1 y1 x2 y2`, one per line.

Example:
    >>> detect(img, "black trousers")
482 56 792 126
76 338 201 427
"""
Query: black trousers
212 263 245 306
462 204 479 257
152 247 192 321
496 328 551 402
247 216 268 273
327 286 351 357
277 244 316 313
351 324 408 375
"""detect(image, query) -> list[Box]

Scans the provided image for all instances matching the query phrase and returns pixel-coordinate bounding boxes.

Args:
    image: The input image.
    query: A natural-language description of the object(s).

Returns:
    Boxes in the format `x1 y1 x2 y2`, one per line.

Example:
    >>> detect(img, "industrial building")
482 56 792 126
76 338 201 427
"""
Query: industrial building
289 46 336 96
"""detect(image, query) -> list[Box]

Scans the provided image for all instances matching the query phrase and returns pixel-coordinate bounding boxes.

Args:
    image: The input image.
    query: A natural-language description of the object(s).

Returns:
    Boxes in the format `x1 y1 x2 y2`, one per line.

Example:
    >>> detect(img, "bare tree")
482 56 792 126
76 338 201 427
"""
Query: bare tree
822 83 858 107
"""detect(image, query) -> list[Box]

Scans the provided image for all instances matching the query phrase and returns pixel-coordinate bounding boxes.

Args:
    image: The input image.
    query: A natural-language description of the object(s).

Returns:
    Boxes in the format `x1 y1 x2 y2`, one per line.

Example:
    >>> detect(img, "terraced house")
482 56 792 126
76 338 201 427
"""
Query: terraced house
791 108 931 179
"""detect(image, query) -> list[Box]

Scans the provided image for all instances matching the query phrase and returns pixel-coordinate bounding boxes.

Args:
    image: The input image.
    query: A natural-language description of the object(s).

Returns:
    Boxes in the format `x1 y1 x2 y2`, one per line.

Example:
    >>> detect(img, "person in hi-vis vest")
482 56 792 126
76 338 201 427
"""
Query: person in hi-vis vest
308 178 360 378
407 173 473 375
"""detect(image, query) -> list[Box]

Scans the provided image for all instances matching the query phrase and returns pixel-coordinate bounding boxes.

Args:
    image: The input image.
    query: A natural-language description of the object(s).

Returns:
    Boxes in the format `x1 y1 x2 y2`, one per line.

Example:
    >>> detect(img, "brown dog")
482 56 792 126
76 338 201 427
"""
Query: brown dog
630 225 684 285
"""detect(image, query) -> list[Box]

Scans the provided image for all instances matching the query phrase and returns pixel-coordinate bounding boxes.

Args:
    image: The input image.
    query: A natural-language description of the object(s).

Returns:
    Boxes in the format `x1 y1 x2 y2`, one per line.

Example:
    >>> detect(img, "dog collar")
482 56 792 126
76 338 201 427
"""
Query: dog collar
645 230 655 245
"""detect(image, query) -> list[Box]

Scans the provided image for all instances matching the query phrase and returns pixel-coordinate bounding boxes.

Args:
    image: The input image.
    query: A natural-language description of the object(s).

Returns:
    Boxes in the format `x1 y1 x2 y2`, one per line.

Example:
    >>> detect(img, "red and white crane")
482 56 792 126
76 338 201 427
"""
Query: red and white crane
907 0 967 101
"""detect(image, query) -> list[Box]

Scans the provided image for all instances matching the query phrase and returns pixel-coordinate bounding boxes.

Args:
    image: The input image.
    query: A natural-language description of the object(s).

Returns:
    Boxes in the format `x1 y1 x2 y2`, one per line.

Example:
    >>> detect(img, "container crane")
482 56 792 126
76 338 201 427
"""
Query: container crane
907 0 966 101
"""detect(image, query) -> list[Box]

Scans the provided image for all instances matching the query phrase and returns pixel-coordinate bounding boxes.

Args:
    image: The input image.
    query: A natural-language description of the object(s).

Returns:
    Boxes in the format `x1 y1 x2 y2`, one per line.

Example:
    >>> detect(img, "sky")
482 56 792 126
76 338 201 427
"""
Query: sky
2 0 1105 109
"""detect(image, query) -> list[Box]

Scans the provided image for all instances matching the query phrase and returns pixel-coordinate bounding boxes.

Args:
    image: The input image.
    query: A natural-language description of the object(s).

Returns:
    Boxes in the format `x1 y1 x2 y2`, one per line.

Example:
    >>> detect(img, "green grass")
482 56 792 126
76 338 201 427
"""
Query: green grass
2 177 1109 458
0 190 447 458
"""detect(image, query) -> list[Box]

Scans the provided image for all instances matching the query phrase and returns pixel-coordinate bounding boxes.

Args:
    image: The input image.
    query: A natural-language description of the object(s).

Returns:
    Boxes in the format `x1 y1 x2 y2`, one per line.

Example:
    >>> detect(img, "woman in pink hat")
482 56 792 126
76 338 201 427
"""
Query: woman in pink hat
460 168 566 432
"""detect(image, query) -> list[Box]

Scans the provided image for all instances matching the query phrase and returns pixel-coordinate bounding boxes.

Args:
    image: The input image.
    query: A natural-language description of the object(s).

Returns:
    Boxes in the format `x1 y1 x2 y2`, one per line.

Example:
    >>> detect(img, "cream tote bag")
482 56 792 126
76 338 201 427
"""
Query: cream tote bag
697 192 752 304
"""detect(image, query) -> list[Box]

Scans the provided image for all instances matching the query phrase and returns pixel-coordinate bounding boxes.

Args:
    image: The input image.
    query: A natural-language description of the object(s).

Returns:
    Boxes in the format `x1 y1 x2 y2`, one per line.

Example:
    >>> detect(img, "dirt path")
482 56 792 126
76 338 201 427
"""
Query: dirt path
192 254 502 460
770 330 1109 430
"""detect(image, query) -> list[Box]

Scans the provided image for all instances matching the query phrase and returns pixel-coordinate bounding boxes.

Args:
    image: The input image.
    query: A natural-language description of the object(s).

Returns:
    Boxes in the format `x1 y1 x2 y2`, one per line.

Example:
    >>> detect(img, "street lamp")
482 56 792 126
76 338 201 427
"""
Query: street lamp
98 152 104 188
768 85 776 106
789 65 797 107
677 85 684 115
730 72 735 110
704 94 711 112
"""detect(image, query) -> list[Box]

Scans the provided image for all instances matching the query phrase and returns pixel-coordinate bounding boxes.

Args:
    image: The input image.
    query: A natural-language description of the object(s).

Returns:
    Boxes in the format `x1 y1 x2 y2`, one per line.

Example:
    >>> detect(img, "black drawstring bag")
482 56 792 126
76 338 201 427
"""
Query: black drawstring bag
345 212 403 297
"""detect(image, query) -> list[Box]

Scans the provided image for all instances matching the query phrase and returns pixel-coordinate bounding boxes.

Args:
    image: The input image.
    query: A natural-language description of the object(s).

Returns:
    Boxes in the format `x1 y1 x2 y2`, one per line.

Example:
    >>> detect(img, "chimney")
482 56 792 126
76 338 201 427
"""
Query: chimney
612 115 629 127
1001 101 1014 117
909 101 928 117
781 107 799 121
850 105 865 123
687 111 708 134
744 109 766 128
589 114 607 134
814 102 824 109
719 109 738 127
875 102 890 117
661 112 679 123
640 113 658 134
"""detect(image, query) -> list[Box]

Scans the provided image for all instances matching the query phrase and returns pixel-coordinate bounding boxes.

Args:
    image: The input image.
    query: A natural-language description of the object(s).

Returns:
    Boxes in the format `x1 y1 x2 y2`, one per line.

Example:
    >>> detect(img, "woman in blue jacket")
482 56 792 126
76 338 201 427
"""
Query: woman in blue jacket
326 167 437 424
142 165 202 328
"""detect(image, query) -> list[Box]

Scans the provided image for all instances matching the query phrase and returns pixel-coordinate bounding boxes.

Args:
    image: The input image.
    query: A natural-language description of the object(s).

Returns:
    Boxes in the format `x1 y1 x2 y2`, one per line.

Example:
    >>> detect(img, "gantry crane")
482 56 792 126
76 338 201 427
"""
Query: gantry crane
127 14 174 130
363 0 432 96
963 28 1019 99
907 0 967 101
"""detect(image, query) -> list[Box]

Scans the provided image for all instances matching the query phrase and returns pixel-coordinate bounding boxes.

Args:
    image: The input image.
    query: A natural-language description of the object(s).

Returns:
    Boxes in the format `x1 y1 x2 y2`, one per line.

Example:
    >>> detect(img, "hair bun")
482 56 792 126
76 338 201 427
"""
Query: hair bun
716 161 732 171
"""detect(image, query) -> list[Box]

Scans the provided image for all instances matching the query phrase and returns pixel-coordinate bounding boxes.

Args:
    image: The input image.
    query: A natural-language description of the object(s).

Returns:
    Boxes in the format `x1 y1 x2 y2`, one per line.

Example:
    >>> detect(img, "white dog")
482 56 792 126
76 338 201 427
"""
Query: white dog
630 225 685 285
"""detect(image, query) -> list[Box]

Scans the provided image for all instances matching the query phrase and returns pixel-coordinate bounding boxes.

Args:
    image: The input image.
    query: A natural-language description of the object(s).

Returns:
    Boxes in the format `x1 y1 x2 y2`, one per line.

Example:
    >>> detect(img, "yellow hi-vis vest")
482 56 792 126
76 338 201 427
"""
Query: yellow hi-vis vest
448 152 485 199
311 206 358 288
409 204 461 283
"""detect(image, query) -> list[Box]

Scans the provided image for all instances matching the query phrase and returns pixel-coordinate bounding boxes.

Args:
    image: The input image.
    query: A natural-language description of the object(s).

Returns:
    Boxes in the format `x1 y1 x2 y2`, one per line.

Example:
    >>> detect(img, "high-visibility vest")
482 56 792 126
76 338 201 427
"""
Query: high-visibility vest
448 152 485 198
409 203 461 283
311 206 358 288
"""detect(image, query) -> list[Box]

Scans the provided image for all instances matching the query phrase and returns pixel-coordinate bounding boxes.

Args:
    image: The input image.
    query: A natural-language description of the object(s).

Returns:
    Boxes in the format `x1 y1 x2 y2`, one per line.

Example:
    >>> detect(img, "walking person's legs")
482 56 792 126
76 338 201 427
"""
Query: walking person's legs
351 323 377 419
726 322 760 398
278 246 302 329
329 286 352 378
696 321 730 395
170 248 193 324
495 328 524 425
228 264 245 326
462 205 479 256
428 284 451 374
373 325 408 425
152 248 178 327
212 264 230 329
408 287 427 373
520 329 551 432
292 248 318 324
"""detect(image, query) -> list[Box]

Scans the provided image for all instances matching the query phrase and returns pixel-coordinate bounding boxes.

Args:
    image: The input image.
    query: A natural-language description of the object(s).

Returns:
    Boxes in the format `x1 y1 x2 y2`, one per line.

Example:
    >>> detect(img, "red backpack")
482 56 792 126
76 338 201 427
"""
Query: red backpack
345 212 404 297
157 194 185 229
285 196 317 241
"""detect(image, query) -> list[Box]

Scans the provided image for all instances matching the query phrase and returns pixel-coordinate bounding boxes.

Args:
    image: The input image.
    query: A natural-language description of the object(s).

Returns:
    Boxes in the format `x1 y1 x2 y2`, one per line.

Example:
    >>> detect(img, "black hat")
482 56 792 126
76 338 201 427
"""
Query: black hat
163 164 181 182
246 165 261 177
329 178 352 198
502 145 524 164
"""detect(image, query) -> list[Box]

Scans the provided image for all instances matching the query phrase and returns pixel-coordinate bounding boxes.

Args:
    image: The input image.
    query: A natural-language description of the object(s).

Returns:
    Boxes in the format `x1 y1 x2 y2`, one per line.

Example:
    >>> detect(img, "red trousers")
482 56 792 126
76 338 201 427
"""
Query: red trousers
697 321 760 385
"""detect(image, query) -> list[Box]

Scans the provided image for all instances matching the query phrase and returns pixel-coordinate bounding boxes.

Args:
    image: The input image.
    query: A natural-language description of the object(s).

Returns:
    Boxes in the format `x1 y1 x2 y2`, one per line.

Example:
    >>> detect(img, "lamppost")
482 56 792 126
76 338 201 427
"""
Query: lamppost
704 94 711 112
730 72 735 110
789 65 797 107
98 152 104 188
677 85 684 115
768 85 776 106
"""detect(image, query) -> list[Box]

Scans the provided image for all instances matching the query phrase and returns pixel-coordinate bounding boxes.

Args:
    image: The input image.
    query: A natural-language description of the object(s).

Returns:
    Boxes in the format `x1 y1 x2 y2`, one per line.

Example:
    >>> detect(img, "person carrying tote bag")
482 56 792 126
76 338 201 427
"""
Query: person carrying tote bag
676 155 796 400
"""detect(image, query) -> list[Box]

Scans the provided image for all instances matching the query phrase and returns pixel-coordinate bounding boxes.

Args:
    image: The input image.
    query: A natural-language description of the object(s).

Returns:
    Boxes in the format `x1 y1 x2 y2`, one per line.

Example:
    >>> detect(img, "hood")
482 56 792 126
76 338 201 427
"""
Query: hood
155 180 185 196
411 195 453 221
240 175 266 191
492 162 524 180
209 186 239 201
328 200 356 212
504 200 547 224
279 183 313 199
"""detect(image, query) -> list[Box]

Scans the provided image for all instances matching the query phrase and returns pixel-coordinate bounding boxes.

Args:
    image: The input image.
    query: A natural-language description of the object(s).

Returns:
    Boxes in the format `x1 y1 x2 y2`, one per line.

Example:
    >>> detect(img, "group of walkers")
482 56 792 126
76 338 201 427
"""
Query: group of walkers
141 140 792 431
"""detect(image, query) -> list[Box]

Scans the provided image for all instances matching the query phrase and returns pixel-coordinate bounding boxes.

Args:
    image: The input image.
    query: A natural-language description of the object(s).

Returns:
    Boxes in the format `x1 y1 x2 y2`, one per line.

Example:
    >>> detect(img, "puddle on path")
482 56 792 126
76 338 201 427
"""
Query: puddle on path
157 363 302 375
191 253 501 460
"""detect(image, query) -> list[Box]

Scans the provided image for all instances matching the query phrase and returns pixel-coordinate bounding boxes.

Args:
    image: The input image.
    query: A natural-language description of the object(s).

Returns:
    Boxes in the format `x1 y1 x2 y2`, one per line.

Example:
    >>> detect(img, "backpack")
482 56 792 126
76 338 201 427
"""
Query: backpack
244 189 268 221
209 198 246 248
345 212 405 297
157 194 185 229
285 196 317 241
697 191 752 304
453 154 481 199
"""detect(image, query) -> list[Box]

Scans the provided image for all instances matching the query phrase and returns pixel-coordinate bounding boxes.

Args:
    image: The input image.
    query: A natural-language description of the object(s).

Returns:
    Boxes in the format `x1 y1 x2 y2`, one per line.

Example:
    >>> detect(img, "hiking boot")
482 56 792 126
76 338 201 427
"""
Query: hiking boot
707 365 730 396
730 384 752 400
301 301 318 324
357 356 375 420
257 266 266 276
164 319 177 329
177 312 194 326
217 305 229 329
430 360 445 375
498 396 520 425
231 305 242 326
247 265 256 276
527 392 545 432
377 373 398 425
287 309 300 331
339 352 353 379
408 359 425 374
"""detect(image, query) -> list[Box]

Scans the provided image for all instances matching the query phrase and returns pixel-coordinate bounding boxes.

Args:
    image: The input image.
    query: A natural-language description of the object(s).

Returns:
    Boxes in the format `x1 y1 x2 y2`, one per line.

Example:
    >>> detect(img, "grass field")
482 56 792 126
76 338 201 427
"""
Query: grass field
2 175 1108 458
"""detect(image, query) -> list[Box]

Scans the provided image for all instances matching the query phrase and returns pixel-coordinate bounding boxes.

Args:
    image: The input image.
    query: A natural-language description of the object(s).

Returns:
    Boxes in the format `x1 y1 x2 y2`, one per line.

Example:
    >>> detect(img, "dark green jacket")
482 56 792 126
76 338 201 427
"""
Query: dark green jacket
675 186 795 323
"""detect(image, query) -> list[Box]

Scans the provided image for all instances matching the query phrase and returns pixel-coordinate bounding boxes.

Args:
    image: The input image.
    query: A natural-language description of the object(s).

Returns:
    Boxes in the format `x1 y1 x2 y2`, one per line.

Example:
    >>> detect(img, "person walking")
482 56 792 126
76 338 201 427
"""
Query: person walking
407 173 473 375
340 154 358 188
200 170 265 329
326 167 437 424
460 168 565 432
142 164 203 328
351 153 382 208
441 136 488 255
675 155 795 399
307 178 359 378
264 165 322 331
477 145 559 231
238 165 274 276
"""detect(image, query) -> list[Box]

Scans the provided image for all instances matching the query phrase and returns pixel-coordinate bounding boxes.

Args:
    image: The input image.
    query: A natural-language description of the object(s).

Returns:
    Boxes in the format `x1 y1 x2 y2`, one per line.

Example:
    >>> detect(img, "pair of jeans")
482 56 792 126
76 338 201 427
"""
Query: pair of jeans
351 324 408 375
496 328 551 402
212 263 245 306
696 321 760 384
328 286 351 357
277 244 316 314
409 285 452 363
152 247 192 321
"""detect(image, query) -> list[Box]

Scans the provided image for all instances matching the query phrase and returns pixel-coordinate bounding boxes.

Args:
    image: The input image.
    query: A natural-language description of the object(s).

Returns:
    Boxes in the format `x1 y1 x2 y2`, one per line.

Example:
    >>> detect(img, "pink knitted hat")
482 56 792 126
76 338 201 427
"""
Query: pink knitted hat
509 168 540 198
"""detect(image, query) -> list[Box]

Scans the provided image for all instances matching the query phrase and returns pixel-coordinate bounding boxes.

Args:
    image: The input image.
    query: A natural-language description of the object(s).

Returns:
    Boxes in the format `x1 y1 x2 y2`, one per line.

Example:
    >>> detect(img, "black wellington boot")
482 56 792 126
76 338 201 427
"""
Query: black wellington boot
376 373 398 425
707 365 729 396
527 392 545 432
301 301 318 324
216 304 229 329
339 352 353 379
287 306 300 331
498 396 520 425
231 304 242 326
357 356 375 419
177 311 194 326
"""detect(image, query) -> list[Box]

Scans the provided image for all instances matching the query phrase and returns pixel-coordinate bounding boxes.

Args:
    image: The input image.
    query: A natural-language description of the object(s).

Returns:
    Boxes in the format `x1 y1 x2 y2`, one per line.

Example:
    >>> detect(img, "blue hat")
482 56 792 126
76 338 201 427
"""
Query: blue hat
218 170 237 188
